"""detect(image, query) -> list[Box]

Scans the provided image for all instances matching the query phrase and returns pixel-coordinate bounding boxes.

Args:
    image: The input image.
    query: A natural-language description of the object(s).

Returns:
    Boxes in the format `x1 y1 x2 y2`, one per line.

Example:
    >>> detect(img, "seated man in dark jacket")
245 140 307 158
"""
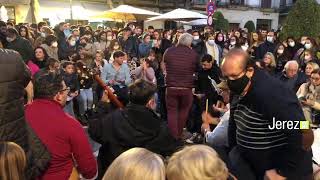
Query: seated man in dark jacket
277 60 307 93
88 79 180 179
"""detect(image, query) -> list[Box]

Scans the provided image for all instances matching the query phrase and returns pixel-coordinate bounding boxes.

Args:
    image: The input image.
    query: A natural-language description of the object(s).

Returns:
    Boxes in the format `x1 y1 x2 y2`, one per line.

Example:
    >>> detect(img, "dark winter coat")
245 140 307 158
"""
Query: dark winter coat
6 36 34 62
0 49 50 179
89 102 180 179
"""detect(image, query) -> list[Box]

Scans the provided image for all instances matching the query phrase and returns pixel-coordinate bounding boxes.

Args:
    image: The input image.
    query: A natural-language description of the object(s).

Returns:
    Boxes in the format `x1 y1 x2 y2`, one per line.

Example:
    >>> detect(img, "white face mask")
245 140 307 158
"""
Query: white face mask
241 45 248 51
267 36 273 42
230 41 236 45
193 36 200 40
277 49 284 54
305 43 312 49
41 32 46 38
289 41 295 47
208 39 215 46
52 42 58 48
6 37 14 42
107 36 113 41
167 35 171 40
70 40 76 46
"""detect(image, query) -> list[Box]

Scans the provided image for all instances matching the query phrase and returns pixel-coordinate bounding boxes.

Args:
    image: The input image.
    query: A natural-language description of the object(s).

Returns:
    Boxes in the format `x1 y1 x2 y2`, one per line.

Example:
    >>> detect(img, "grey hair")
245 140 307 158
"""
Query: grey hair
177 33 194 47
284 60 299 70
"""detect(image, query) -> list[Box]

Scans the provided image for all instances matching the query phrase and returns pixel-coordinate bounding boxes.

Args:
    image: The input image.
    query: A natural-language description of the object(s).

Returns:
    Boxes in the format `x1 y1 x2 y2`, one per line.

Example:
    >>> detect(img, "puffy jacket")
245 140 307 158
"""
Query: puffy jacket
0 49 31 150
0 49 50 179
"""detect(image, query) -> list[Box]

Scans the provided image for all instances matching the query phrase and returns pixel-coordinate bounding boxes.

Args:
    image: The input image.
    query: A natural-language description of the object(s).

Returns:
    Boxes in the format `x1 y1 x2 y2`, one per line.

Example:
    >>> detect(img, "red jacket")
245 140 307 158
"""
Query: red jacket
25 99 97 180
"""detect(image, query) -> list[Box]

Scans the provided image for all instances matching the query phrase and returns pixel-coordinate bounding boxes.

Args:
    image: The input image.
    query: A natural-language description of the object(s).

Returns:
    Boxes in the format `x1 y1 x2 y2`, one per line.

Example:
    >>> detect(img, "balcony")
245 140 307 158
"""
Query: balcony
191 0 279 12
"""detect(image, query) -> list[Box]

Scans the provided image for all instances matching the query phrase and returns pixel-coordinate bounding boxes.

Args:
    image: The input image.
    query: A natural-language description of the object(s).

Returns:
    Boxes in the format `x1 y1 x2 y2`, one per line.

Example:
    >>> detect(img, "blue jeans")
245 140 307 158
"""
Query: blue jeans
63 100 75 118
78 88 93 115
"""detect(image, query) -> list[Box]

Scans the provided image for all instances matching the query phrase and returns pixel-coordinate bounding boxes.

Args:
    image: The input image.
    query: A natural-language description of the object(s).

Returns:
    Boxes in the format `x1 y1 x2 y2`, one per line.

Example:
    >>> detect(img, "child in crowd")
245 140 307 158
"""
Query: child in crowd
75 60 94 123
0 142 26 180
61 61 79 117
133 57 156 85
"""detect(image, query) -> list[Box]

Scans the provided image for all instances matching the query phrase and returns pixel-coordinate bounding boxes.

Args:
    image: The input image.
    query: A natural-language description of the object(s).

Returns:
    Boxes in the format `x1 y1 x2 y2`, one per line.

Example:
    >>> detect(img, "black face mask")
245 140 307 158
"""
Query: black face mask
227 74 250 95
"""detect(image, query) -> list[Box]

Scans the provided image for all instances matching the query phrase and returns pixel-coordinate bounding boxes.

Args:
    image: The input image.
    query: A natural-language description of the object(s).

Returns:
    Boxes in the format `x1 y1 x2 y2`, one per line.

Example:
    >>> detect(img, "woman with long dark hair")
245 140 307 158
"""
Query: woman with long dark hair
19 25 34 46
26 47 49 76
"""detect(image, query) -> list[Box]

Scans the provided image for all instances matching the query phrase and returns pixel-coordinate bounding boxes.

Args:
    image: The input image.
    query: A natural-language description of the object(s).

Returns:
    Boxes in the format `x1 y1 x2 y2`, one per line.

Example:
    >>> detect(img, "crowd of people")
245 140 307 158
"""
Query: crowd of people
0 18 320 180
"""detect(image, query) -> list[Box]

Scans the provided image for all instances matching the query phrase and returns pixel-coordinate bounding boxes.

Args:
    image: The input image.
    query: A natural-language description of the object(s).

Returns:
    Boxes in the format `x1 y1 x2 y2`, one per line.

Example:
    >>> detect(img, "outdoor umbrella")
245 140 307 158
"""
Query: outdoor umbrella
185 18 210 26
91 11 136 22
147 8 207 22
91 5 161 22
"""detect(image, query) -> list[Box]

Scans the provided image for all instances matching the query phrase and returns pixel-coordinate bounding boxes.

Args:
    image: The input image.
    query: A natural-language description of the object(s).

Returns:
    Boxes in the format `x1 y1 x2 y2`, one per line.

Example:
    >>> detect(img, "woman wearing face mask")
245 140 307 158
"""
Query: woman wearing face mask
40 34 59 60
274 43 290 74
59 35 78 61
239 38 249 53
296 37 319 63
34 26 54 48
214 32 226 50
106 40 122 63
205 34 222 66
226 35 240 51
93 31 113 58
286 37 299 59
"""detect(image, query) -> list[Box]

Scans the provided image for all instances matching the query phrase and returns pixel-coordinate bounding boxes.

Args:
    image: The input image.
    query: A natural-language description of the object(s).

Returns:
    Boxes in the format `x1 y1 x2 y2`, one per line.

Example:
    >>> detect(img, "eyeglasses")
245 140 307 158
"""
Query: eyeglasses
311 77 320 81
60 87 70 93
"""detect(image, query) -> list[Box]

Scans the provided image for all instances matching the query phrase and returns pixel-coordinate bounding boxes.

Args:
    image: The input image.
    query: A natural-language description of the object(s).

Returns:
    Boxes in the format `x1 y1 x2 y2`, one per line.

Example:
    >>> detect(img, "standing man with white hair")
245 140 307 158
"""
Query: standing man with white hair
163 33 198 140
278 60 307 92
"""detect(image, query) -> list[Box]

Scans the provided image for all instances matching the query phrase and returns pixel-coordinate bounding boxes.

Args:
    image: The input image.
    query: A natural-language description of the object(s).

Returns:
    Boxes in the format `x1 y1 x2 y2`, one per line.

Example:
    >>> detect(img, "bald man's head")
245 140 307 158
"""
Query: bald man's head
221 48 249 80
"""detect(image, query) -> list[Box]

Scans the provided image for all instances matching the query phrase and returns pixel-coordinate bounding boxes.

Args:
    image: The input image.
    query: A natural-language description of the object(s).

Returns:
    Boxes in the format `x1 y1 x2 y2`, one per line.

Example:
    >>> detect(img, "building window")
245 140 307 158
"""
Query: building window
192 0 206 4
257 19 272 30
229 23 240 30
230 0 245 5
280 0 286 7
261 0 271 8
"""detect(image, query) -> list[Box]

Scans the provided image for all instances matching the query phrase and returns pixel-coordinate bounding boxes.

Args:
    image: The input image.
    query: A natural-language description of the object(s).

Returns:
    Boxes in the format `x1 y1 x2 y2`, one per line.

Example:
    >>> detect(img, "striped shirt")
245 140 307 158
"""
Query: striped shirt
232 103 287 150
228 68 306 178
